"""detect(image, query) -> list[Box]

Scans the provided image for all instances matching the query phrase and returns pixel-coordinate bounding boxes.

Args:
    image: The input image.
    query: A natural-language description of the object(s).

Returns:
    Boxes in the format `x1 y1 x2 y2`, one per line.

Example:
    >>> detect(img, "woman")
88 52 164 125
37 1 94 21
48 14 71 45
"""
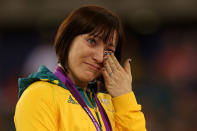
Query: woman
14 5 146 131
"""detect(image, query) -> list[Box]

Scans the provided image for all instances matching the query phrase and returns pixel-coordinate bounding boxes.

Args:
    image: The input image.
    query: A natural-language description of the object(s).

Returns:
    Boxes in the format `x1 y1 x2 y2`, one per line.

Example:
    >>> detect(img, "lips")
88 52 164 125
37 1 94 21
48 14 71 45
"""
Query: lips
84 62 100 71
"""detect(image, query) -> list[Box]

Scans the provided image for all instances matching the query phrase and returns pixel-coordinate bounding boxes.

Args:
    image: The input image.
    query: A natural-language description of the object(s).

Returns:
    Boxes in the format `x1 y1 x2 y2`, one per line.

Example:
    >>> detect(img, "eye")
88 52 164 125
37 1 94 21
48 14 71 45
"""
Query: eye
87 38 96 45
106 48 115 53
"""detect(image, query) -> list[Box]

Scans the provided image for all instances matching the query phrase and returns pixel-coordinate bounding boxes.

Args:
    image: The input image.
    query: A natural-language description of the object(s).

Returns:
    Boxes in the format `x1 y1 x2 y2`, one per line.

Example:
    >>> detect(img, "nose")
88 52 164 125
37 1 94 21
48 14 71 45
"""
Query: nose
92 45 104 64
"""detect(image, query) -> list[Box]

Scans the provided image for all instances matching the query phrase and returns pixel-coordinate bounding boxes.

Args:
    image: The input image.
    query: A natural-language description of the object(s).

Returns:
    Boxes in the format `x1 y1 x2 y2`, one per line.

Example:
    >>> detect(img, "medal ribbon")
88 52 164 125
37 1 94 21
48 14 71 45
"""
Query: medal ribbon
53 66 112 131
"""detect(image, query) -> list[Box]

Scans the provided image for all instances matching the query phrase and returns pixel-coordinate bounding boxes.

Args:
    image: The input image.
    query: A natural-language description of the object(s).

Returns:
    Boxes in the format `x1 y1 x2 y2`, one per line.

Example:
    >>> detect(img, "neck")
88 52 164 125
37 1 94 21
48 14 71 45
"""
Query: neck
68 72 88 89
58 64 88 89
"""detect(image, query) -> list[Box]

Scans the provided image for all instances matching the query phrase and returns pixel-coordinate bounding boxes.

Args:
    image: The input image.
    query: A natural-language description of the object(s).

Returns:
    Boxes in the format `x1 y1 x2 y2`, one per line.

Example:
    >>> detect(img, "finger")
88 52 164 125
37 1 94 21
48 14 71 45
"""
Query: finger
124 58 132 78
106 53 117 72
111 53 122 71
103 58 113 75
101 67 110 82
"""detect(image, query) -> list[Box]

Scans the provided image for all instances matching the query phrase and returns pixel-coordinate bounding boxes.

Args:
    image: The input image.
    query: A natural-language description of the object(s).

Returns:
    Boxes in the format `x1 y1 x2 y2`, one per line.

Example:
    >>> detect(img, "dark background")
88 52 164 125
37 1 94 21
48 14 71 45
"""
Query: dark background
0 0 197 131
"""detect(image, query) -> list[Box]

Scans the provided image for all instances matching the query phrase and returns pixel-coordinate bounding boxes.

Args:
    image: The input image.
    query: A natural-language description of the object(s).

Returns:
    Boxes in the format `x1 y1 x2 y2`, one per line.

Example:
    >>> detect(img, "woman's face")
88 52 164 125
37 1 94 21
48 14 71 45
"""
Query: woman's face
67 32 117 84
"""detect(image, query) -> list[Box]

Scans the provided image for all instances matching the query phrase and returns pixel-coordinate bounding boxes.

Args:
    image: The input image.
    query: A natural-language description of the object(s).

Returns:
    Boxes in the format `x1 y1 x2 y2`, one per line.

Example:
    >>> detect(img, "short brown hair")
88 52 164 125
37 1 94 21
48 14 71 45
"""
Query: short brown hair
54 5 125 71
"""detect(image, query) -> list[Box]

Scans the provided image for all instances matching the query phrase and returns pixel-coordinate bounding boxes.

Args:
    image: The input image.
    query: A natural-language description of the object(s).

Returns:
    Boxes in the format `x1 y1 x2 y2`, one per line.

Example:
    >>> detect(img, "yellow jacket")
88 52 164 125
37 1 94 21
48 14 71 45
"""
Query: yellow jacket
14 66 146 131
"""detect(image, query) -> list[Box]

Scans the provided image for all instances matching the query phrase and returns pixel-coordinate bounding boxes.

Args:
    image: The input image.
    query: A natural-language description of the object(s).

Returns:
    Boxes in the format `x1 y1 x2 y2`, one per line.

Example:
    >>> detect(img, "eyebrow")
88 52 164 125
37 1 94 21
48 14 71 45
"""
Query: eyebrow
89 35 102 40
89 34 117 47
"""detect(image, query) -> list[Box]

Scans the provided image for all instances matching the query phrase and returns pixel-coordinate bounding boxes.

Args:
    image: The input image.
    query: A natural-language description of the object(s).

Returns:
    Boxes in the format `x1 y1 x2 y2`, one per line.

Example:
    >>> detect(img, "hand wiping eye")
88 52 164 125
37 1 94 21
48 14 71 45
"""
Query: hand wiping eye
102 53 132 97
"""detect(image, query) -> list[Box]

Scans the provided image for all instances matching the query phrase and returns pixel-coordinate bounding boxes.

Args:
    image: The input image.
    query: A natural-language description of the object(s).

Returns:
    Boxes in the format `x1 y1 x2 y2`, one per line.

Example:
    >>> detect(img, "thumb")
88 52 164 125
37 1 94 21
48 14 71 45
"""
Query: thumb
124 58 132 77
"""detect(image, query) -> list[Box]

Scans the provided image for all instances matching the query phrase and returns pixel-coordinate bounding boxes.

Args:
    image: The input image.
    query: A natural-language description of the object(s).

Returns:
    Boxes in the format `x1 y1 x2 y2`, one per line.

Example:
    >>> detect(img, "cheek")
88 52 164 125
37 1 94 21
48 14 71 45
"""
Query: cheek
68 48 90 71
68 54 81 72
76 49 92 62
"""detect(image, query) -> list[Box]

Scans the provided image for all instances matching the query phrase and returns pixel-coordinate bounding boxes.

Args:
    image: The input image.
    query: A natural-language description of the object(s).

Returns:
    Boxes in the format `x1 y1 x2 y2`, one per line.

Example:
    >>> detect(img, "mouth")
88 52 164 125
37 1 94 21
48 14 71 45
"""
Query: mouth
84 62 100 71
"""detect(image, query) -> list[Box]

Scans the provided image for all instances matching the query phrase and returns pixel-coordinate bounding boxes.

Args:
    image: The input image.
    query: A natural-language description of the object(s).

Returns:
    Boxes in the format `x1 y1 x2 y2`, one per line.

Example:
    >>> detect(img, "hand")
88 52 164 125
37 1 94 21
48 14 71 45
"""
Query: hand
101 52 132 97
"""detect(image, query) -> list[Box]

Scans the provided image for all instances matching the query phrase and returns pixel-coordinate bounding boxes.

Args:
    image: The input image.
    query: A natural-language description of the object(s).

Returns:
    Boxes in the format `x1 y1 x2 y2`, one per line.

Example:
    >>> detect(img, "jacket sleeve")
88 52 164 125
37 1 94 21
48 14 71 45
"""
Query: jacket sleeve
112 92 146 131
14 82 58 131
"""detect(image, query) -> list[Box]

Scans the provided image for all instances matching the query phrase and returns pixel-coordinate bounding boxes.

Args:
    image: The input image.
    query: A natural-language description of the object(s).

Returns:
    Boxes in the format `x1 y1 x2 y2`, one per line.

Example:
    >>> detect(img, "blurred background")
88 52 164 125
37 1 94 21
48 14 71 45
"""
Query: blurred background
0 0 197 131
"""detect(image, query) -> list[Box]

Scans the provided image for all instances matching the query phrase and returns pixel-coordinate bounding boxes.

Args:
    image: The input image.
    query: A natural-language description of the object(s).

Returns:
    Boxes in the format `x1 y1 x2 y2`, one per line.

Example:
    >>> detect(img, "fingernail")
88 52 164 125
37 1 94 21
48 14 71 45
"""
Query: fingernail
109 52 111 55
129 58 132 64
104 52 107 55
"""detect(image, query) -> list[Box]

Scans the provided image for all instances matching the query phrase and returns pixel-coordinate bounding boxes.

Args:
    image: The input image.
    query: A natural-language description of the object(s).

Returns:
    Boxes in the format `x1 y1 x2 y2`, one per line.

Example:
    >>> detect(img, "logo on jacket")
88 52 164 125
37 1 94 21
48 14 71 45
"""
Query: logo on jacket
100 98 109 104
68 95 78 104
100 98 115 113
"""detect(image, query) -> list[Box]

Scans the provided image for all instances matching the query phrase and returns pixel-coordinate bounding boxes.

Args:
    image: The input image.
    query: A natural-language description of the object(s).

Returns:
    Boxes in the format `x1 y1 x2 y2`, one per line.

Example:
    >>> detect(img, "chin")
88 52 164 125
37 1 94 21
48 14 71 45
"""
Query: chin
80 71 97 82
79 76 94 83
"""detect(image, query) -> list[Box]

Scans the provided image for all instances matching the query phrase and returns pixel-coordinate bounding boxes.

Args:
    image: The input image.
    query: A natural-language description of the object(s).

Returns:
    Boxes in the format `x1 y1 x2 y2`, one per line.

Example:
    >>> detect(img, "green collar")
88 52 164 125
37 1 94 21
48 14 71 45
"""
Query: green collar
18 65 97 108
